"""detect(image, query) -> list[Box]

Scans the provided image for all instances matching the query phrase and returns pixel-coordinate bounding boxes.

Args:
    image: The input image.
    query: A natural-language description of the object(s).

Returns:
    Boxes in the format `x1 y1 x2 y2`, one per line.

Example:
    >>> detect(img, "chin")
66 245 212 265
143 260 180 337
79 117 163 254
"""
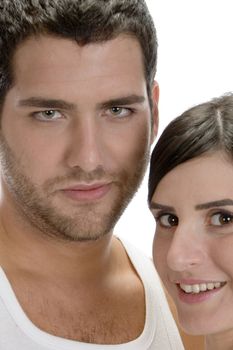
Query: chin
177 313 223 336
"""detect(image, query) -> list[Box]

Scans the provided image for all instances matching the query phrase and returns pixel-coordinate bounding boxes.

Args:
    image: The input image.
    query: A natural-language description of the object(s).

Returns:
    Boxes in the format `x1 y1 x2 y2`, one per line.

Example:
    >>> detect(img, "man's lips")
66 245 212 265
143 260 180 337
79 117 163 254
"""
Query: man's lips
60 183 112 201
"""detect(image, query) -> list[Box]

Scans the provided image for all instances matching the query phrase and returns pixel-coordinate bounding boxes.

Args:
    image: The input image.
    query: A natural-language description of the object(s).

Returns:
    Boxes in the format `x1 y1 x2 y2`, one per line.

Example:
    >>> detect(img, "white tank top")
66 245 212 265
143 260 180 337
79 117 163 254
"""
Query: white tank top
0 238 184 349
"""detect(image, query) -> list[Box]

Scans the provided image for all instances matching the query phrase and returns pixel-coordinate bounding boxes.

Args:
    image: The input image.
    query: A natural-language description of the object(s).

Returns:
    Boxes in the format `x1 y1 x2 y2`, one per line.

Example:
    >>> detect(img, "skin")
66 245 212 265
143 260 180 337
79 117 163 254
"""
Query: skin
0 34 158 343
151 152 233 350
1 34 157 242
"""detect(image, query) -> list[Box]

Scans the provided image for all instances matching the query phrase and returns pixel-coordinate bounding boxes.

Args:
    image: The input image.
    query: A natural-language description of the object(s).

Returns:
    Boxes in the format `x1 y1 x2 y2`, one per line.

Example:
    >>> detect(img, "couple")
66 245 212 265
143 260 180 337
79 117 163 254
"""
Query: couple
0 0 230 349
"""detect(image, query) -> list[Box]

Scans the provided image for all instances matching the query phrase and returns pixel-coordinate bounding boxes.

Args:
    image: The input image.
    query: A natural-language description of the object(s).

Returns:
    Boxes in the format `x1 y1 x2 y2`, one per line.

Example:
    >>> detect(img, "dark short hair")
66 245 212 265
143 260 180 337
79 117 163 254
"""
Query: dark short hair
0 0 157 106
148 93 233 202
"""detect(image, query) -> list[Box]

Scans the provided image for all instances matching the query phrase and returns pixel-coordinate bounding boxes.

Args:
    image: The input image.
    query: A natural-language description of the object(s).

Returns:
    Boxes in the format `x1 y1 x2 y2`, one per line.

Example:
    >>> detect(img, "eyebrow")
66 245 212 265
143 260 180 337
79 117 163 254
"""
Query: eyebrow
97 95 145 109
150 199 233 211
195 199 233 210
18 94 145 111
18 97 76 111
149 202 175 211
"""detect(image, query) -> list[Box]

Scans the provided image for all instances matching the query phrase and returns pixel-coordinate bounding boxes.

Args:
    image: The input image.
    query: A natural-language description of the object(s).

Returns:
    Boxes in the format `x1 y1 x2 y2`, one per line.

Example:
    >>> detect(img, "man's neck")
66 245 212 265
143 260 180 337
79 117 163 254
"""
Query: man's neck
0 191 146 345
0 199 119 283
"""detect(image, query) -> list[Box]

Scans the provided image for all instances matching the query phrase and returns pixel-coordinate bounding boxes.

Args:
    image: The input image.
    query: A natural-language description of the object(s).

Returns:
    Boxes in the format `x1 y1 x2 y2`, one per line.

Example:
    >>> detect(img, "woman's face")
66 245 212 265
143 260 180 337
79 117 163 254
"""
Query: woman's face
150 152 233 335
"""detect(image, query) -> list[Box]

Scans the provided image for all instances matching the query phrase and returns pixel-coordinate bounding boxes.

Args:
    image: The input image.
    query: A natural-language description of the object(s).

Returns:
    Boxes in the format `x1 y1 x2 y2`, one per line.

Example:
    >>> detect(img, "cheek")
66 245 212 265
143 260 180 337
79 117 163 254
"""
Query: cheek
22 145 64 184
1 129 63 184
153 234 169 275
125 123 150 163
210 236 233 277
2 120 54 157
104 120 150 174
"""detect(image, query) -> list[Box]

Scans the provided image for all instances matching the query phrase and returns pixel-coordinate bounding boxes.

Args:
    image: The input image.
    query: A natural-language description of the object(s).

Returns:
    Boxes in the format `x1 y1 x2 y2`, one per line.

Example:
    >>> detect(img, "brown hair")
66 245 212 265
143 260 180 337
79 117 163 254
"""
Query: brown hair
148 93 233 202
0 0 157 107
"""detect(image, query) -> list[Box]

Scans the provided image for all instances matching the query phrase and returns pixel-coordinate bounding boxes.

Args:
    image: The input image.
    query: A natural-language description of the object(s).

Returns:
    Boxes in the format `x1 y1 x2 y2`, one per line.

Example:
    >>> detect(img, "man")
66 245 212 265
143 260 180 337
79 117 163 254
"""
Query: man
0 0 184 349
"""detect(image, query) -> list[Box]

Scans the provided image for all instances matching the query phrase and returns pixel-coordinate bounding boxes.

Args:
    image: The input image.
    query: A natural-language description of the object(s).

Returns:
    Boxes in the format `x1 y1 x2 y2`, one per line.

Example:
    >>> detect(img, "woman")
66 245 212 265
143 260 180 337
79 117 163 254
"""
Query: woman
148 93 233 350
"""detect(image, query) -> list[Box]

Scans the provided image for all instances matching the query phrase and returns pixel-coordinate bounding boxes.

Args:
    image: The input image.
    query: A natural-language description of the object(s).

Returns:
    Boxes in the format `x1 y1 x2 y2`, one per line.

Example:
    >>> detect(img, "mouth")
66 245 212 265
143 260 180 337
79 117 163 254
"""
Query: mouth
175 281 227 304
178 281 226 294
61 183 112 201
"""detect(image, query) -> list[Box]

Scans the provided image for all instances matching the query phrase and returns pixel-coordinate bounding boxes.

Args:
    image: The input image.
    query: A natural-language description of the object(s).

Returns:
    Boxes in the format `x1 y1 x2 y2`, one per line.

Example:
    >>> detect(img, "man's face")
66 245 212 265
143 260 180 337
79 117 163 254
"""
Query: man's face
0 34 157 241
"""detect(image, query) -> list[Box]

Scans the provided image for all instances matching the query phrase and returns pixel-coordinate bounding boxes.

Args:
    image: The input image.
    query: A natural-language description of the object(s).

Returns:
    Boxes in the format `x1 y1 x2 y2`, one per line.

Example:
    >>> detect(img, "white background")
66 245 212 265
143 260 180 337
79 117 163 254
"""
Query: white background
116 0 233 256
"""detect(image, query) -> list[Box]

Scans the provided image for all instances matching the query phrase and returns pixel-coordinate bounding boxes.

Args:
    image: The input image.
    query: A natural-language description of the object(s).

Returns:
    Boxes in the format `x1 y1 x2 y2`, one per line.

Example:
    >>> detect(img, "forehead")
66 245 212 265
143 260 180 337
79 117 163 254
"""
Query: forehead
152 152 233 205
10 34 147 100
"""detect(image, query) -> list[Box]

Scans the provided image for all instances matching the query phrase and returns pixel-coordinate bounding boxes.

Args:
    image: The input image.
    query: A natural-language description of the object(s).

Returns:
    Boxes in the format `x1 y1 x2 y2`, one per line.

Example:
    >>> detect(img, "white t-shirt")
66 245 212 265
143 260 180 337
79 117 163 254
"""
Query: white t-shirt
0 238 184 349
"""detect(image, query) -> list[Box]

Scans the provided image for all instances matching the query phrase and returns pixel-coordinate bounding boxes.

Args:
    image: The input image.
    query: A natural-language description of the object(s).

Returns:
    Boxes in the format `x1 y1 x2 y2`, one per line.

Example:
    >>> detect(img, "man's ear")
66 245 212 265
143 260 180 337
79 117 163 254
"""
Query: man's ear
150 81 159 145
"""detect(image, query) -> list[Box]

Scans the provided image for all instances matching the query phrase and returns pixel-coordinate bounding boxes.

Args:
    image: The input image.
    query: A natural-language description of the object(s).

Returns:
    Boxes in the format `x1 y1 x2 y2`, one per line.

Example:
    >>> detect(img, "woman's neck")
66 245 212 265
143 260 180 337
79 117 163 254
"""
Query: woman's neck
205 330 233 350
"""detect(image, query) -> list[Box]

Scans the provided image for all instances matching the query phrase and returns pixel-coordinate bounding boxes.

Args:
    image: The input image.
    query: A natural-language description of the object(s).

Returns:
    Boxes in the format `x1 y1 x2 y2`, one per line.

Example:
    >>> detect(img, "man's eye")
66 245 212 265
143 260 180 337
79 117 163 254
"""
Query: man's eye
210 212 233 226
157 214 178 228
109 107 132 118
32 110 63 121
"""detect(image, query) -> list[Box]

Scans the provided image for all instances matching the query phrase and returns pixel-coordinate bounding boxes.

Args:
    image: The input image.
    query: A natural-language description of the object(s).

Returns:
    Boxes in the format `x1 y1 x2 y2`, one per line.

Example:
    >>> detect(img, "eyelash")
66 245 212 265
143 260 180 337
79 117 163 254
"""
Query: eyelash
208 210 233 227
154 212 178 228
29 107 135 122
30 110 63 122
154 209 233 230
106 107 135 119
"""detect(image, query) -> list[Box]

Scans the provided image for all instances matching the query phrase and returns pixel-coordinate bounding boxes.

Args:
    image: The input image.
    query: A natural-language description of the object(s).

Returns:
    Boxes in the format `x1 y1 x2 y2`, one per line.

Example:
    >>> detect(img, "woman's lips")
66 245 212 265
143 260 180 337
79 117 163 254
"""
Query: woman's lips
176 281 226 304
61 183 112 201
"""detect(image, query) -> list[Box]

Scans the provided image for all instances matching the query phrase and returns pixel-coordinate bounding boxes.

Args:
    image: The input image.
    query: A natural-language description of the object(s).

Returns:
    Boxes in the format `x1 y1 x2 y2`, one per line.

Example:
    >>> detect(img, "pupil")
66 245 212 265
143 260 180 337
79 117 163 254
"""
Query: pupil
112 107 121 113
222 215 231 224
169 216 177 226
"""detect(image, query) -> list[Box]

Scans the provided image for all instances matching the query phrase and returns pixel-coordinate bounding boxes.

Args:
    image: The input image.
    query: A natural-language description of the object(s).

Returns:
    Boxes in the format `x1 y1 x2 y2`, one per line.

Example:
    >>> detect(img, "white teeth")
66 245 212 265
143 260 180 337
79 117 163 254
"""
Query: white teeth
207 283 214 290
192 284 200 294
200 283 207 292
180 281 223 294
182 285 192 293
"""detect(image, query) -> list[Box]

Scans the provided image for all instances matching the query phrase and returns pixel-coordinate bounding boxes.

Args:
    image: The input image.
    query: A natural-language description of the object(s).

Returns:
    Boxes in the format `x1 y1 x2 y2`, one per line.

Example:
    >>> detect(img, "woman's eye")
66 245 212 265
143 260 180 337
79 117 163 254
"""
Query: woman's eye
32 110 63 121
210 212 233 226
109 107 132 118
157 214 178 228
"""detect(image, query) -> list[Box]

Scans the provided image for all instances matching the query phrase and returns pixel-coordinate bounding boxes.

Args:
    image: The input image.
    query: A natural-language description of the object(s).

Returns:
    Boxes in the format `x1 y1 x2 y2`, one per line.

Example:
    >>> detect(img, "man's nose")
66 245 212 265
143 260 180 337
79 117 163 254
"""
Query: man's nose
167 223 207 272
65 116 104 173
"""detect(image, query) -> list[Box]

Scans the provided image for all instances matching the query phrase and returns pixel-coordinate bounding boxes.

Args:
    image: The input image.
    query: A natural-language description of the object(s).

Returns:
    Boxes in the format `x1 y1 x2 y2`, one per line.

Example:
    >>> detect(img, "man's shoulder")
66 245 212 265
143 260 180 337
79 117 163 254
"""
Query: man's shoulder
115 236 153 264
114 235 161 287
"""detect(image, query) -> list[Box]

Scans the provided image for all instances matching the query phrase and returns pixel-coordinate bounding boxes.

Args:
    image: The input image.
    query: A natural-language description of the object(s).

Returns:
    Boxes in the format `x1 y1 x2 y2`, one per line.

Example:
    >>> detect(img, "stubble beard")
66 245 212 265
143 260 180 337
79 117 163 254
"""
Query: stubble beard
0 135 150 242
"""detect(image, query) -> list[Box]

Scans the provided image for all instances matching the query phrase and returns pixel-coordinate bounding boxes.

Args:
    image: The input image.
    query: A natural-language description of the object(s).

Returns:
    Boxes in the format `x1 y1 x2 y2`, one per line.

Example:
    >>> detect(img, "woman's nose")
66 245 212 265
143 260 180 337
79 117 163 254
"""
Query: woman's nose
166 224 207 272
